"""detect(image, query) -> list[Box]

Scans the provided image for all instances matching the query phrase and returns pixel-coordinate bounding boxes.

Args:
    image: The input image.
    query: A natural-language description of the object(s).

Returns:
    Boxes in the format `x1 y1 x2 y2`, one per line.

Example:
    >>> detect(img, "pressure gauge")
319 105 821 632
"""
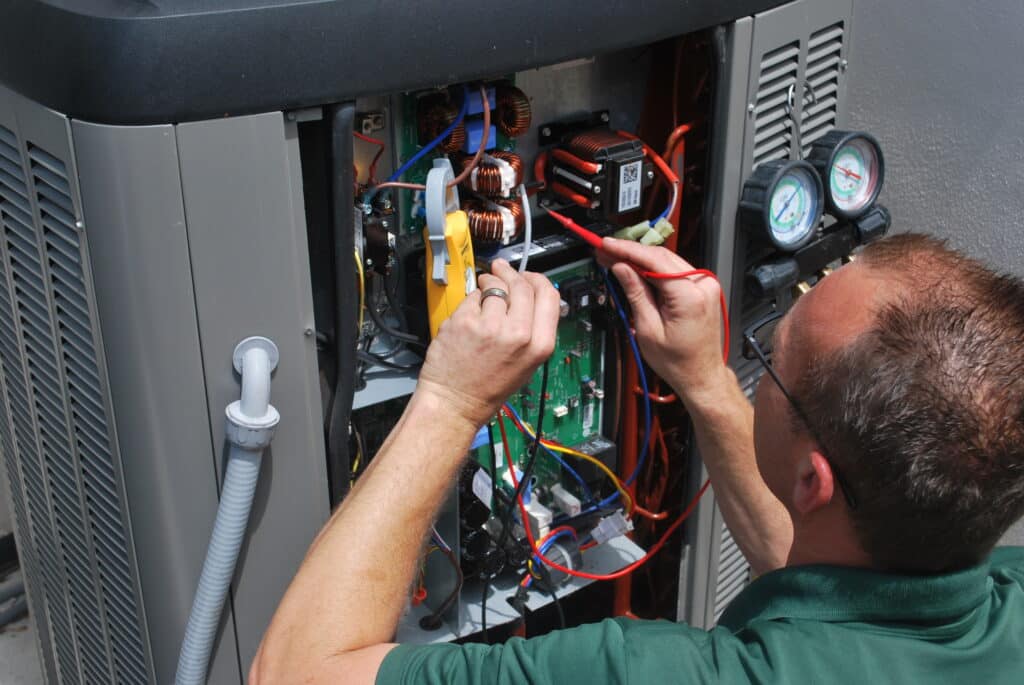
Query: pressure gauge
739 160 824 252
807 131 885 219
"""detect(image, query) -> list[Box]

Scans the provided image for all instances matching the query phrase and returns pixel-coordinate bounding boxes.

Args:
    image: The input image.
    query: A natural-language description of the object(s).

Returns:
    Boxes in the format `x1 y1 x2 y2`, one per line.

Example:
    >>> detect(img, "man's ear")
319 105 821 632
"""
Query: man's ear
791 451 835 515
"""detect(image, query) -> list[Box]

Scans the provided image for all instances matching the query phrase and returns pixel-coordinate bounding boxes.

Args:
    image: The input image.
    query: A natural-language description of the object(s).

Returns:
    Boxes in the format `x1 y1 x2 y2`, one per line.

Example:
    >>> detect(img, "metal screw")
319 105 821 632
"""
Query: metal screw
600 112 610 123
646 169 655 180
541 126 552 138
747 103 756 116
381 219 390 229
74 220 84 230
381 198 392 210
839 59 848 71
366 258 374 267
304 327 314 337
592 186 601 195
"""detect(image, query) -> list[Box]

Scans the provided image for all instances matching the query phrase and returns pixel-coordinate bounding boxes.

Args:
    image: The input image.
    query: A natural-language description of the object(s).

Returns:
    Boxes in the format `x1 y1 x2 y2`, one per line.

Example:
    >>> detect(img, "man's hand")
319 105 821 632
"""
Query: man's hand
601 237 728 404
417 259 561 428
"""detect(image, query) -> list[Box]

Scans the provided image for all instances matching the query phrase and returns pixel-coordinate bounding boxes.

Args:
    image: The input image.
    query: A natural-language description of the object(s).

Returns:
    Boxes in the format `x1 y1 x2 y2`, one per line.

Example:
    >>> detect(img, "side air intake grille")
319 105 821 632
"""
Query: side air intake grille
714 525 750 619
801 22 844 155
0 124 152 683
752 41 800 167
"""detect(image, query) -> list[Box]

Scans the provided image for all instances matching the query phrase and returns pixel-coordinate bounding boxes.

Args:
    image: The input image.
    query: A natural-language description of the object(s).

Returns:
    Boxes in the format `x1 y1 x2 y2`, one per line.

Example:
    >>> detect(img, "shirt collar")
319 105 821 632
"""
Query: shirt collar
718 557 993 631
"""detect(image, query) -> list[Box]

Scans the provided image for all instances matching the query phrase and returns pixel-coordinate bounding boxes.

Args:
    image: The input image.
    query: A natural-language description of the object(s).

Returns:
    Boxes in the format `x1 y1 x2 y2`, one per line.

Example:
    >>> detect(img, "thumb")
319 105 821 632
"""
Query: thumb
610 262 661 334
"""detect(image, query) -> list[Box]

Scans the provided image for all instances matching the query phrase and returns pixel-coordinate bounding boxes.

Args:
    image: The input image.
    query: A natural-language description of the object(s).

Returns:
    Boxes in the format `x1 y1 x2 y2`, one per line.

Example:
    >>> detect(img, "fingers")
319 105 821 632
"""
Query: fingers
600 236 695 274
523 272 559 360
610 262 661 335
489 259 535 334
477 273 512 318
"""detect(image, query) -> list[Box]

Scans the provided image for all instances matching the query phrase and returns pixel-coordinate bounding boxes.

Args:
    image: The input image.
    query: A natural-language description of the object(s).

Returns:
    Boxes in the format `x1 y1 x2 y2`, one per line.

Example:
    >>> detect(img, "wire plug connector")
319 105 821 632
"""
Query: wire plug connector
590 510 634 546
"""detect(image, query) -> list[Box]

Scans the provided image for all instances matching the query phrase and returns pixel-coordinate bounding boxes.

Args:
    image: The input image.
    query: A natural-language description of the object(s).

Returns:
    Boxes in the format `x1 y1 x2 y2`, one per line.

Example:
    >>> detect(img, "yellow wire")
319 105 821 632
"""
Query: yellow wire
354 249 365 333
542 441 634 514
512 413 634 513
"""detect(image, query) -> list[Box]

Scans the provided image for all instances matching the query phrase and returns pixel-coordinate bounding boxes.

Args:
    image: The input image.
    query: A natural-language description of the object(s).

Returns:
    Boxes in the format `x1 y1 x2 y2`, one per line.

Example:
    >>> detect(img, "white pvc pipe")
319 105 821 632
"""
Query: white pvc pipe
239 346 271 417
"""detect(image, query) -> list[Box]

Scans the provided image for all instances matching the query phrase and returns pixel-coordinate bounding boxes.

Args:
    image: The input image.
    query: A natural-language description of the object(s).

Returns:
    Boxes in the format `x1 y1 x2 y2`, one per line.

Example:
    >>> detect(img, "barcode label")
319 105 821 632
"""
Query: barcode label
582 401 595 437
618 161 642 212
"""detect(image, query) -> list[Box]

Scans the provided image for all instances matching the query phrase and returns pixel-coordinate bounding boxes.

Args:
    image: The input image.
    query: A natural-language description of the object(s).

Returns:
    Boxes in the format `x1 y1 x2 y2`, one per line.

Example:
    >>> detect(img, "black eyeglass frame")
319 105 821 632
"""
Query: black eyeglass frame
742 311 859 510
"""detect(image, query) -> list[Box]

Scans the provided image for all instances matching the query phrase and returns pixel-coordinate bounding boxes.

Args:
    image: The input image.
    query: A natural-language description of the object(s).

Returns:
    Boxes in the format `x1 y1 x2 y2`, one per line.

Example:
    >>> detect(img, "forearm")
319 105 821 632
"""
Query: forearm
253 389 478 681
677 367 792 575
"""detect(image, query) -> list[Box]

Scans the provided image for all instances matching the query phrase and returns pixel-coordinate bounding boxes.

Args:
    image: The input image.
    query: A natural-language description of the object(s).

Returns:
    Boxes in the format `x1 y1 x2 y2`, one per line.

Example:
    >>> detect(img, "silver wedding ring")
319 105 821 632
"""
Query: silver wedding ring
480 287 510 309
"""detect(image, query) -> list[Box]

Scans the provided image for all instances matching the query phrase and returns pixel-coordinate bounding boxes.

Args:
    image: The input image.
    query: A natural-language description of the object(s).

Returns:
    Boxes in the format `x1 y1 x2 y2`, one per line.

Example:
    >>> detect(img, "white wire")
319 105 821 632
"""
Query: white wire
518 183 532 273
430 525 452 553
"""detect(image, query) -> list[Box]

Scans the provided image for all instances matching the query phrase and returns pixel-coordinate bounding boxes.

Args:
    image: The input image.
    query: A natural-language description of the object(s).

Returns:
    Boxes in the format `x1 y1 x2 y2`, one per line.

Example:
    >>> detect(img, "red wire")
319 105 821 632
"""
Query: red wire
353 132 386 183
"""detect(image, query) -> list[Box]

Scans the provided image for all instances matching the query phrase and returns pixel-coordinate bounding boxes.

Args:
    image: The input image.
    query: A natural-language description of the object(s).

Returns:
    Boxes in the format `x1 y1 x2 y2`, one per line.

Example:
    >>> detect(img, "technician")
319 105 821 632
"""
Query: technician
251 233 1024 684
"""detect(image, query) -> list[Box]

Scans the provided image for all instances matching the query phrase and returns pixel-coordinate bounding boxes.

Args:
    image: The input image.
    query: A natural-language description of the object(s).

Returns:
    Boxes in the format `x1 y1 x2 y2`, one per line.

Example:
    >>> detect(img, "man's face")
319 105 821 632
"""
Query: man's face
752 262 893 508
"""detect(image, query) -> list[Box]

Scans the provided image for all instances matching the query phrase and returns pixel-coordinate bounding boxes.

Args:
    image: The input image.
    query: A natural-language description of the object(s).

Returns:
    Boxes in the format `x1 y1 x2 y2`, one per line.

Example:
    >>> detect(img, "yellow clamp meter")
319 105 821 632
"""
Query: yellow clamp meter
424 159 477 338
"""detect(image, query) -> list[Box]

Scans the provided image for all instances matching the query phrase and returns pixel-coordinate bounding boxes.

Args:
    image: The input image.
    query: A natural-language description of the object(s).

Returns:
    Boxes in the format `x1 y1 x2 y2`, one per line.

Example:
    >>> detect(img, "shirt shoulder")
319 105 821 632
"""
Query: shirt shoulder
377 618 727 685
990 546 1024 590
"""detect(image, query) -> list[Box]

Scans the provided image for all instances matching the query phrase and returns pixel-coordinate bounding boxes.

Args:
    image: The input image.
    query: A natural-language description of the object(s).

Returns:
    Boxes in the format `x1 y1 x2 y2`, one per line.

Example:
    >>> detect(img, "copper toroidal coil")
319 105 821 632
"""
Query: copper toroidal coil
565 128 632 162
464 198 525 244
495 84 532 138
417 98 467 154
459 151 525 197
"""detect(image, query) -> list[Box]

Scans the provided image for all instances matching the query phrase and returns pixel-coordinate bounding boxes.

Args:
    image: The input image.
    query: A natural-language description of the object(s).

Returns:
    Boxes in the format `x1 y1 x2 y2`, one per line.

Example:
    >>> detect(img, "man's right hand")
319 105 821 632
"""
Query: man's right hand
601 237 729 405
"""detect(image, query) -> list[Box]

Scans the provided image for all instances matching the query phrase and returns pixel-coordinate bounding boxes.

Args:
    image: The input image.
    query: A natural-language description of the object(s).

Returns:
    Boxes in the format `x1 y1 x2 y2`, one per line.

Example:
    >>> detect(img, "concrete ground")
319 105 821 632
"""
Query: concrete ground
0 615 40 685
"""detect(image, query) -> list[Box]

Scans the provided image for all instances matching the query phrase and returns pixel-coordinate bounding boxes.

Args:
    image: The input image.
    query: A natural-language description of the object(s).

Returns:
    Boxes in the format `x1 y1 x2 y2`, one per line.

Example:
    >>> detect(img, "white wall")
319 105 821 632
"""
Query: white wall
847 0 1024 545
848 0 1024 276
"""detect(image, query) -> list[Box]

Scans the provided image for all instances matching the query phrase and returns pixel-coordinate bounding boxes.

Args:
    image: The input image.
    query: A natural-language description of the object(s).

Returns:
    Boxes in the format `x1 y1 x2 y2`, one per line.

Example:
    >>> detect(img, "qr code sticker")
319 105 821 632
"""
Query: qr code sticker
618 161 642 212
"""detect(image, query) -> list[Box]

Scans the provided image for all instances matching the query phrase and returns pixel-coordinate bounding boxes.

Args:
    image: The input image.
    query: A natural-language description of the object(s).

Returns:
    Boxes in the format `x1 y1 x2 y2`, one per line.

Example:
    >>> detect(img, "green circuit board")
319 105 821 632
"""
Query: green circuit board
471 260 607 501
396 82 516 238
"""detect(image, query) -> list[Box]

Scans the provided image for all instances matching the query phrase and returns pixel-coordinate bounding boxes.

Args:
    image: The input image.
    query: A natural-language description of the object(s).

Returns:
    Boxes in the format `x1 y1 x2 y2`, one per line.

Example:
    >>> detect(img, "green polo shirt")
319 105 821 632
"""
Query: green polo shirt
378 546 1024 683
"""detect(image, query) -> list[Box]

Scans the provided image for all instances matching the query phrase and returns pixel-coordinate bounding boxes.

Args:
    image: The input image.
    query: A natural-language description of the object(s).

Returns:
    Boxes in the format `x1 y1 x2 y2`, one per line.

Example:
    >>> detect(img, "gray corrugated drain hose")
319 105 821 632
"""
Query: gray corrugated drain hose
176 337 281 685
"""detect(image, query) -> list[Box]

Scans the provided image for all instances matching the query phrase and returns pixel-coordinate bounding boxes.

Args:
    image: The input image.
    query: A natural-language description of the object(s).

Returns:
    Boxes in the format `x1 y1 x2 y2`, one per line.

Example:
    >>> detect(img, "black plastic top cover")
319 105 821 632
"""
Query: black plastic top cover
0 0 786 125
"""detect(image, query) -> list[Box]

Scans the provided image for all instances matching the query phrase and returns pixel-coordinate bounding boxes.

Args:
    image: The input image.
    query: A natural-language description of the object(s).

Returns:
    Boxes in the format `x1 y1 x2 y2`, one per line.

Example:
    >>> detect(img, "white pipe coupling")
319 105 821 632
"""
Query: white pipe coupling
225 336 281 450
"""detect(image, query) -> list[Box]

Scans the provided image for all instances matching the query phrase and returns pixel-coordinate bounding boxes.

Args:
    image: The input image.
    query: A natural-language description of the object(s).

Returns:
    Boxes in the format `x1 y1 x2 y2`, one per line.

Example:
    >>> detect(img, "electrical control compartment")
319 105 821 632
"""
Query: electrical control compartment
0 0 876 680
295 37 720 642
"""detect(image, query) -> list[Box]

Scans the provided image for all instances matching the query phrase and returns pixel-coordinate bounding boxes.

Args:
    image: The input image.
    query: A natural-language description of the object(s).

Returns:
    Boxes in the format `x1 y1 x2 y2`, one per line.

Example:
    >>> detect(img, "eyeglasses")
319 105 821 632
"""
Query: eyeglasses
742 311 858 510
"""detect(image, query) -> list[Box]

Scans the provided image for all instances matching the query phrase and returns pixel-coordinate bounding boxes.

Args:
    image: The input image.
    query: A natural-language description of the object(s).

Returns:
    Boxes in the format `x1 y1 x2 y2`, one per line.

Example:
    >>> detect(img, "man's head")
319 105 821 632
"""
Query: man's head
754 233 1024 573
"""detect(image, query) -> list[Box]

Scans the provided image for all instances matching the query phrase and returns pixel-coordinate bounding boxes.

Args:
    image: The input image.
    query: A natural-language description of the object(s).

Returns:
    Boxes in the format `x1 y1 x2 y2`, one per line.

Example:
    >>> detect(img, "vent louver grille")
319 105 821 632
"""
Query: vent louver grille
714 525 750 619
802 22 844 155
713 299 773 620
752 41 800 167
0 125 151 683
0 124 83 684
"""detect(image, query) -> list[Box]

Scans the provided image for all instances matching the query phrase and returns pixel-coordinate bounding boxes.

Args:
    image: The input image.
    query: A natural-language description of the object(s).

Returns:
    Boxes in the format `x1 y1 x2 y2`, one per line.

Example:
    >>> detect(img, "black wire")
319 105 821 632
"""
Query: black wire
366 289 426 348
535 566 566 630
420 546 464 631
481 422 501 643
326 101 358 505
355 349 421 371
480 581 490 644
497 361 550 550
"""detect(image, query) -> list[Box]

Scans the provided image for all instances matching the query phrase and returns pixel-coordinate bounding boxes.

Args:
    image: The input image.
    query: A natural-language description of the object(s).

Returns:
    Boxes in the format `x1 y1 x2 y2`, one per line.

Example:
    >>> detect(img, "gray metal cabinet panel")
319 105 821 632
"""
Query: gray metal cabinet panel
175 112 329 674
72 121 239 684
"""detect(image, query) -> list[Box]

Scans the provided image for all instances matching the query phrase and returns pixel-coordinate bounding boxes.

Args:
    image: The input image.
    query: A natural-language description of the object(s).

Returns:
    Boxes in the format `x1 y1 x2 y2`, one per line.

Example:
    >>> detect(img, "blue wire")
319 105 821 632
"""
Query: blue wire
502 403 594 504
387 84 470 183
596 271 652 509
361 84 471 209
524 528 577 588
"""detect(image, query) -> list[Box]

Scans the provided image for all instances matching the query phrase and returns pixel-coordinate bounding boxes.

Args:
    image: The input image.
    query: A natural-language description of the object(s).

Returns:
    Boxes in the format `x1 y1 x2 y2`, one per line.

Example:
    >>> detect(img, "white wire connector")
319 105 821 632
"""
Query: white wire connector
517 184 532 273
590 510 634 546
550 483 582 517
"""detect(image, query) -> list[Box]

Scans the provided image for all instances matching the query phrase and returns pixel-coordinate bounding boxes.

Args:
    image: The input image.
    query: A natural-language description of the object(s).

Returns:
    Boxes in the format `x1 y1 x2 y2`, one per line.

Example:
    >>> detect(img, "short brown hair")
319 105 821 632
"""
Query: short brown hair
794 233 1024 572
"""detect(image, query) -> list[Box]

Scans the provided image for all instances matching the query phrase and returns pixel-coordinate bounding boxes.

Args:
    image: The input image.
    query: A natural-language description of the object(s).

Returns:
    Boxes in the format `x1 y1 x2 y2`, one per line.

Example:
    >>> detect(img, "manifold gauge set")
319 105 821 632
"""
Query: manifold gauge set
739 131 885 252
